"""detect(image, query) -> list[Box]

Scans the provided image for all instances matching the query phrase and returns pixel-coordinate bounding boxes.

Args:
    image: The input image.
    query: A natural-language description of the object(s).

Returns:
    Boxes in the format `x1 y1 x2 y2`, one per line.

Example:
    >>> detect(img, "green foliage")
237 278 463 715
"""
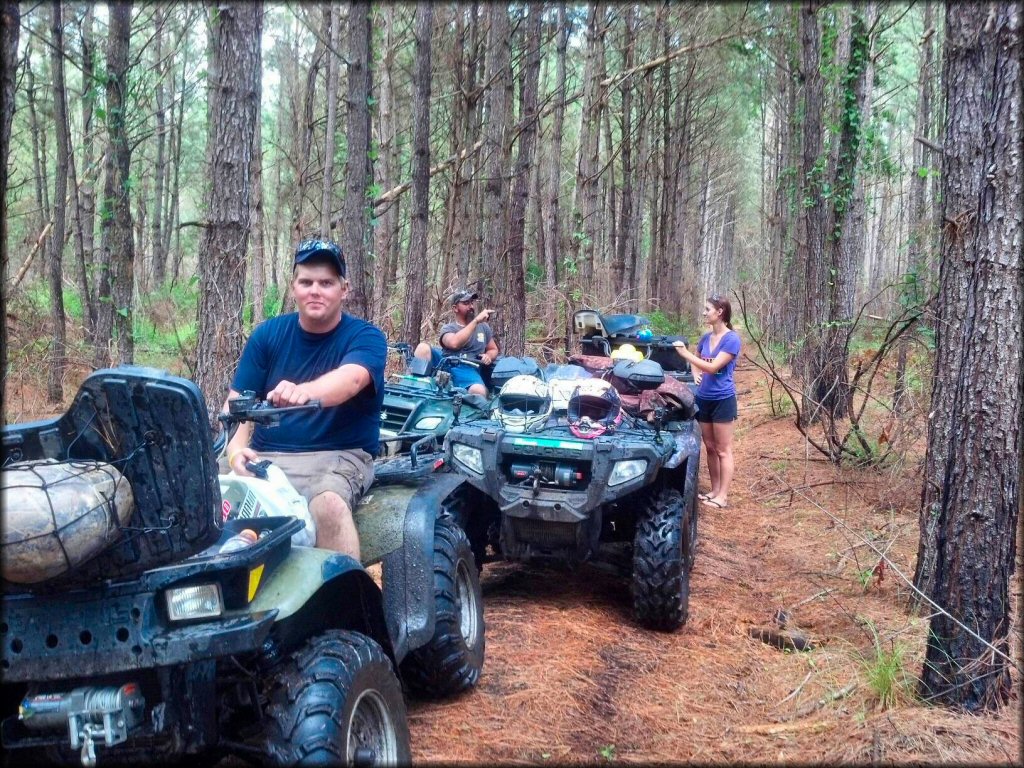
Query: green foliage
859 620 915 710
598 744 617 761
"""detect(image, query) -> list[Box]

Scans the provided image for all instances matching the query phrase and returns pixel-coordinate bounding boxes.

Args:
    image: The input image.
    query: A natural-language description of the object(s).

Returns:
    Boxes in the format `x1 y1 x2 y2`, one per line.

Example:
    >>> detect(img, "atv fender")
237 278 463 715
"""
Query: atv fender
250 547 395 665
379 472 469 663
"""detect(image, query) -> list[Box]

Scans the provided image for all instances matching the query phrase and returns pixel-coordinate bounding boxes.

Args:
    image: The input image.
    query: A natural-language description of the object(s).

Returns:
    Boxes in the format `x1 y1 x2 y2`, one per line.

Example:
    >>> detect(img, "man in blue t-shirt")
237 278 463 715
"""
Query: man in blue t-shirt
224 238 386 560
411 289 499 395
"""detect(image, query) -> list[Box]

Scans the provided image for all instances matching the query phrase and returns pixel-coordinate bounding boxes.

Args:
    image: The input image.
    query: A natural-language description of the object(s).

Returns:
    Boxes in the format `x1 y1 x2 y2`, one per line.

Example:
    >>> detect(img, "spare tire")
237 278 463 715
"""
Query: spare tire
1 460 134 584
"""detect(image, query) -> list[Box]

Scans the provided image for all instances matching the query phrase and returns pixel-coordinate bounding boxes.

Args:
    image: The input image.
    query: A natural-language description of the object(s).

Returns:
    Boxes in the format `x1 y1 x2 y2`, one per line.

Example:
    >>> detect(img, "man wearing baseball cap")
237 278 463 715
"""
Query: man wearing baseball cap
413 288 499 395
222 237 387 560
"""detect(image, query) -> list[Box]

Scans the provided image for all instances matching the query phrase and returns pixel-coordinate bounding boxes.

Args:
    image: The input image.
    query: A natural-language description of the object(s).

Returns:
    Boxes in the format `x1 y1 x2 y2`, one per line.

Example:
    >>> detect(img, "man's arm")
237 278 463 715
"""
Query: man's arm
441 308 495 351
481 337 499 365
266 363 372 407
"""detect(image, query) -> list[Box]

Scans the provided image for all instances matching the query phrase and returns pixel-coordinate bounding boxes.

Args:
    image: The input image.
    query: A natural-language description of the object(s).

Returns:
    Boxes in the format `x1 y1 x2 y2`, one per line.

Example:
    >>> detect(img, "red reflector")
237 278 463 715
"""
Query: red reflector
576 472 583 479
433 458 445 470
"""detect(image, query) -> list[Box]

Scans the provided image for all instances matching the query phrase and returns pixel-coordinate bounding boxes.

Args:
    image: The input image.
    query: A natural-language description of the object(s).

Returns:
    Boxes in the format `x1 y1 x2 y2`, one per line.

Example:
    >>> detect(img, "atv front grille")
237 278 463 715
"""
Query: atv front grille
380 404 414 433
509 518 579 547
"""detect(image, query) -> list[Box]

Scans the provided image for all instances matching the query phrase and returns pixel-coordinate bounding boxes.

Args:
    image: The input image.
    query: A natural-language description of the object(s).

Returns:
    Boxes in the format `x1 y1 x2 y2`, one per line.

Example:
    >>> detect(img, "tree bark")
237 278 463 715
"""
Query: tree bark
320 4 340 236
912 2 1021 711
480 4 512 306
542 3 568 294
573 3 605 299
795 0 827 418
250 100 266 327
107 2 136 365
806 5 871 423
151 6 168 288
195 1 262 416
0 1 18 405
47 1 71 402
611 6 636 302
77 5 98 341
340 1 373 320
504 3 542 356
400 2 432 346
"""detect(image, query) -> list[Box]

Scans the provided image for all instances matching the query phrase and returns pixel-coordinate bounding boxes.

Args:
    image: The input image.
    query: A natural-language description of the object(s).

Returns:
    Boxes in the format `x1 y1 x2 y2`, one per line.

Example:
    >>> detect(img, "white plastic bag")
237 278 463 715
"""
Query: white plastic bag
219 463 317 548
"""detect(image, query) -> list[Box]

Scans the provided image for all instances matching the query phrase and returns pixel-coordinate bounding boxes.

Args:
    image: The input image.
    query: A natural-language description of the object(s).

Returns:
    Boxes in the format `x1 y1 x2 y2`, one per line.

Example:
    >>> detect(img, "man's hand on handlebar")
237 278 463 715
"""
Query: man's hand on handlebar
267 379 314 406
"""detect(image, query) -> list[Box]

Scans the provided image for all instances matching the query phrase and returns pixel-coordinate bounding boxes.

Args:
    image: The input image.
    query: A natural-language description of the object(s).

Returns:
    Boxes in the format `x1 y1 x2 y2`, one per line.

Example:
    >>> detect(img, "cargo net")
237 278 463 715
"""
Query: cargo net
1 459 136 585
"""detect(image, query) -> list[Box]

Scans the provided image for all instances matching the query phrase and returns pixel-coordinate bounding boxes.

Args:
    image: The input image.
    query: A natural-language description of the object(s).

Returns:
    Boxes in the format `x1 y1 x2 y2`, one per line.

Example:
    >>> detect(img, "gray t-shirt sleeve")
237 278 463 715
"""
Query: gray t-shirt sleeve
439 321 491 357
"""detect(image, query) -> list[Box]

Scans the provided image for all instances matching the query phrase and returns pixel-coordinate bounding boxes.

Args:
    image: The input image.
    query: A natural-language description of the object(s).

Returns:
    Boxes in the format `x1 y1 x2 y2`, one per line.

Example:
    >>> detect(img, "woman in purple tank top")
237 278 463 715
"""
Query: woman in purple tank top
672 295 741 509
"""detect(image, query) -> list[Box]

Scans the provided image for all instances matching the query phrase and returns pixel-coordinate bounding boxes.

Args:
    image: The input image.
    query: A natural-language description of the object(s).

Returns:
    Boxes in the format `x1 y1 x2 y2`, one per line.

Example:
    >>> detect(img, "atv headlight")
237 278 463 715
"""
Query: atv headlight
414 416 444 431
165 583 223 622
452 443 484 475
609 459 647 487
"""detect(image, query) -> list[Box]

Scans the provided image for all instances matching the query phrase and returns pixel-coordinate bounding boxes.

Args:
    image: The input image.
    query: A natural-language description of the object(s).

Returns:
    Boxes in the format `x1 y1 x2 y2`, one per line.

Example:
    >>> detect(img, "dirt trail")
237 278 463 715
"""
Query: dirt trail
408 355 1021 764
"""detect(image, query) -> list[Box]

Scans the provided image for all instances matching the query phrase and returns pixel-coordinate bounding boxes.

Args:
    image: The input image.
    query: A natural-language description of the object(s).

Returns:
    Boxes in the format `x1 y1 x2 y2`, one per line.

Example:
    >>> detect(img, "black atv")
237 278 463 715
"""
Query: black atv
443 356 701 631
573 309 695 384
1 366 485 766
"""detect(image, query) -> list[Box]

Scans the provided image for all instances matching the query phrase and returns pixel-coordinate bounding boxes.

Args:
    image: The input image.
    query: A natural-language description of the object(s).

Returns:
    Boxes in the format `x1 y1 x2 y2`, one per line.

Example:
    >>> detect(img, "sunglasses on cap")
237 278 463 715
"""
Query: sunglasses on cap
294 239 346 278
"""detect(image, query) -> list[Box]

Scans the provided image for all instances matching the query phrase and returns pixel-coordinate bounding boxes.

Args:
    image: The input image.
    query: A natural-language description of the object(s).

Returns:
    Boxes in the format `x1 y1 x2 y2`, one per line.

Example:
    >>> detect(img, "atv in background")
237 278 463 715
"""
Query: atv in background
573 309 695 385
378 343 493 457
1 366 485 766
444 356 701 631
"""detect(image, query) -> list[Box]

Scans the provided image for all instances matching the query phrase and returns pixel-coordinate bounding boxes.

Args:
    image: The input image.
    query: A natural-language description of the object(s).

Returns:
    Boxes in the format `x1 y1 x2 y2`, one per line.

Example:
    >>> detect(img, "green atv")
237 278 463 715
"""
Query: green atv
1 366 485 766
378 343 492 458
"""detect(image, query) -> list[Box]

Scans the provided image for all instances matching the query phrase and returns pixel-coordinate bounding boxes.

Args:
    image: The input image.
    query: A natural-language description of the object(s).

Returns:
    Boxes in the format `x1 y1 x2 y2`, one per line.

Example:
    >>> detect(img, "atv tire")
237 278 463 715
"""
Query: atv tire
259 630 410 766
399 515 485 697
685 476 699 572
631 488 690 631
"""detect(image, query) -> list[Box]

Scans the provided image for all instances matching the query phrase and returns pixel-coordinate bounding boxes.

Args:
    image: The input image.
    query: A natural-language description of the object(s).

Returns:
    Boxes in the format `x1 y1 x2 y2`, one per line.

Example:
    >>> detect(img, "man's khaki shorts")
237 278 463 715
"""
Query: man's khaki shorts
252 449 375 512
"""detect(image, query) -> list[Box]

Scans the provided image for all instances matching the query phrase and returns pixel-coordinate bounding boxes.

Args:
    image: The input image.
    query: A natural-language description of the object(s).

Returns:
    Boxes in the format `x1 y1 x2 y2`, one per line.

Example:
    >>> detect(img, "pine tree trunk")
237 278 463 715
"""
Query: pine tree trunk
151 7 167 288
195 2 262 416
913 1 1021 711
0 1 18 403
250 105 266 327
107 2 136 366
796 0 827 419
320 4 340 236
77 5 97 340
47 3 69 403
480 4 512 304
341 1 373 320
542 3 568 293
400 2 432 346
503 3 541 356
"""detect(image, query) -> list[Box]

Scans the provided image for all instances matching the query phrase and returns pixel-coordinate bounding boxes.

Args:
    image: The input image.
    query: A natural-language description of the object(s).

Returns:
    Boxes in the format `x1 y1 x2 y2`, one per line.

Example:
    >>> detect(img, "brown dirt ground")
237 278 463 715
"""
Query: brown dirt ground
406 355 1022 765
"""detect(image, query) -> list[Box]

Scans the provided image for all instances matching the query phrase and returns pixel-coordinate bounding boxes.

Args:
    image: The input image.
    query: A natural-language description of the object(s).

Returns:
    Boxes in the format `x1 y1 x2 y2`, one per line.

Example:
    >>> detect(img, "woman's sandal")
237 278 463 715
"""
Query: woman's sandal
698 492 712 501
702 498 728 509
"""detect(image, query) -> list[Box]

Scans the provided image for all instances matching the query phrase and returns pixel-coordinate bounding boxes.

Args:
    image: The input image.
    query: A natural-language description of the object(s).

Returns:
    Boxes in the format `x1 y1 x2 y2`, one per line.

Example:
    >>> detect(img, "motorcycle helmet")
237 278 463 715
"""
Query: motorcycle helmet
567 379 623 439
494 375 552 433
611 343 644 362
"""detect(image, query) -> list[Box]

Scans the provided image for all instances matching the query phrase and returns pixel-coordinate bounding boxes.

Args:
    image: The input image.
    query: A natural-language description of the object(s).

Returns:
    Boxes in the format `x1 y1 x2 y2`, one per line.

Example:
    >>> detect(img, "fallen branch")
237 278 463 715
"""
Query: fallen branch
737 720 834 735
747 626 819 652
776 670 814 706
785 681 858 720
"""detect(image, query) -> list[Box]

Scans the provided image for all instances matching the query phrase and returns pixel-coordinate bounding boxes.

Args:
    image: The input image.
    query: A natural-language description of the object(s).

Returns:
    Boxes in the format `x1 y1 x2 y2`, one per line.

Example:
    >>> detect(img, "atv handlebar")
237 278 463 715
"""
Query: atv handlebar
212 392 322 456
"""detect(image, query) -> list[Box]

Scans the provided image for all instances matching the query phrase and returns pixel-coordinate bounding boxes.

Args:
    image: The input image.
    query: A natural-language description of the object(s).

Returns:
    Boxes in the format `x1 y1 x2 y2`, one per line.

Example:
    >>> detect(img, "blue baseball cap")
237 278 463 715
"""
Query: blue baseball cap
294 238 346 278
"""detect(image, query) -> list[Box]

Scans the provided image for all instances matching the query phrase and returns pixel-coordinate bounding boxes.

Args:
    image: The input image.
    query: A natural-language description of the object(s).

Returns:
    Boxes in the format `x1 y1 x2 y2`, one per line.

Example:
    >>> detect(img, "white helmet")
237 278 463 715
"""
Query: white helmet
567 379 623 439
494 375 552 433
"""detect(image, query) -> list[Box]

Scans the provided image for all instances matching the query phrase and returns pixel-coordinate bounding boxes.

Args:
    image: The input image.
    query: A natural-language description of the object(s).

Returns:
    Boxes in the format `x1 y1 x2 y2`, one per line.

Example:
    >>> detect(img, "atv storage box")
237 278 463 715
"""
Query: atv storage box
1 367 222 588
491 356 542 391
574 309 691 375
